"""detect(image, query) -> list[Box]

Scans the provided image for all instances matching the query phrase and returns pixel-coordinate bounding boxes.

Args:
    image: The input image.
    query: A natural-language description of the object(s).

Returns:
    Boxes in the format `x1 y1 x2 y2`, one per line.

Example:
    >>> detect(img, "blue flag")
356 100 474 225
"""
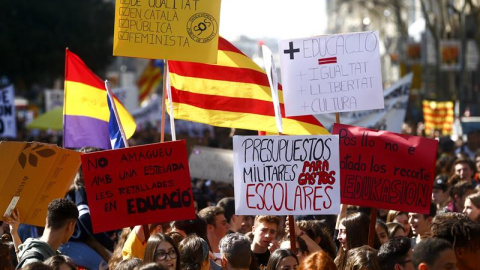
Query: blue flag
107 93 125 149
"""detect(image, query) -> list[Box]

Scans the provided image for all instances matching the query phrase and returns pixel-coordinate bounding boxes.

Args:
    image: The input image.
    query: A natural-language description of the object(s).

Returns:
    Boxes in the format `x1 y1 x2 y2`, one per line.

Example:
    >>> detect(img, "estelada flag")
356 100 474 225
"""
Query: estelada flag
137 59 163 103
63 49 136 149
422 100 454 135
168 37 329 135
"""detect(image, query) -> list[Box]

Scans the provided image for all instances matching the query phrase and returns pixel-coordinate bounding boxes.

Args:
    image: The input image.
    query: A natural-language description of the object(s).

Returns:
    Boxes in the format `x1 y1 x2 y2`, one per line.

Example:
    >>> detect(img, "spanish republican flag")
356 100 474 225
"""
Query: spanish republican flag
63 50 136 149
137 59 163 103
168 37 329 135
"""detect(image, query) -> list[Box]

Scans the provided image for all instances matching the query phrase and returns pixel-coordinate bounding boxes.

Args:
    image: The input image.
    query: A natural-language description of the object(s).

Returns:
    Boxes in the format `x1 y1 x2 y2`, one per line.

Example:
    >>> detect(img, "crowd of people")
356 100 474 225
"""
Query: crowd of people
1 125 480 270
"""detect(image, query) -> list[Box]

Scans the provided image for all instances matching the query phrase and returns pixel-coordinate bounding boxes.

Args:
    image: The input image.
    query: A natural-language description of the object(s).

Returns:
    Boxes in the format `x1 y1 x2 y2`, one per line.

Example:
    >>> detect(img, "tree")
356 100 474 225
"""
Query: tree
0 0 114 93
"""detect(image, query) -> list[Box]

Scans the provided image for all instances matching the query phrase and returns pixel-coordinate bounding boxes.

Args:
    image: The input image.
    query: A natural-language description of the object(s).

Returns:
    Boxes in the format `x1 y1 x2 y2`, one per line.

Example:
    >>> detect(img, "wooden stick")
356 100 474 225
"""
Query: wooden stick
160 61 168 143
334 112 346 230
288 215 297 254
368 208 378 247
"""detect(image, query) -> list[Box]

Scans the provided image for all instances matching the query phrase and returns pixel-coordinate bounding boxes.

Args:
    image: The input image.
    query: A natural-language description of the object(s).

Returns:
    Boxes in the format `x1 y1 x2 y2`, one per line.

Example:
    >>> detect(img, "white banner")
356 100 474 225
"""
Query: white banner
189 146 234 183
0 85 16 138
44 89 64 111
316 73 413 133
233 135 340 215
279 31 384 116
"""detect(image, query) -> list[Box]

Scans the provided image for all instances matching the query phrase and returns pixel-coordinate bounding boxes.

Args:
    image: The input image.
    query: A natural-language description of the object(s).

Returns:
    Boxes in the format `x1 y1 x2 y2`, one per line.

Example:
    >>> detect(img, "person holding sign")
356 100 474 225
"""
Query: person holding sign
16 199 78 268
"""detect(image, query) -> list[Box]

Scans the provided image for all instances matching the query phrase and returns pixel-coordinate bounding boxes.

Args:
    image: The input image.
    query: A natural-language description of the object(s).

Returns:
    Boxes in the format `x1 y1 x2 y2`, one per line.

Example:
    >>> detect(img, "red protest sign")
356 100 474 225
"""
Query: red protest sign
332 124 438 214
81 141 195 233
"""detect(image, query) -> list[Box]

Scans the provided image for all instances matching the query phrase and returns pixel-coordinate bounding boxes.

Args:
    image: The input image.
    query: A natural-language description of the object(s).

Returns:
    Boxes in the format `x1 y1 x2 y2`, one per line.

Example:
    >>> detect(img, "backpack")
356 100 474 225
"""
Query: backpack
15 250 46 270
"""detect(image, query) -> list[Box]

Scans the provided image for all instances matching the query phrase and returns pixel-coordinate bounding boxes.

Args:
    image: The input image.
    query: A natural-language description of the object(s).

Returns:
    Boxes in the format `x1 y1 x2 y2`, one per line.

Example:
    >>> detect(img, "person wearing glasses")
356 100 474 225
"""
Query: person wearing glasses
143 233 180 270
377 237 414 270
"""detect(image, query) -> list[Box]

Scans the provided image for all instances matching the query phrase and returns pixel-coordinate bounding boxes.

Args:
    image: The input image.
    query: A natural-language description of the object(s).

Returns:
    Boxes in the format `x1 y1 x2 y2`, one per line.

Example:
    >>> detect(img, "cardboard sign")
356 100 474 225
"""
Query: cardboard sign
0 142 81 226
316 73 412 133
81 141 195 233
233 135 340 215
279 31 384 116
189 146 233 183
113 0 221 64
0 85 17 138
332 124 438 214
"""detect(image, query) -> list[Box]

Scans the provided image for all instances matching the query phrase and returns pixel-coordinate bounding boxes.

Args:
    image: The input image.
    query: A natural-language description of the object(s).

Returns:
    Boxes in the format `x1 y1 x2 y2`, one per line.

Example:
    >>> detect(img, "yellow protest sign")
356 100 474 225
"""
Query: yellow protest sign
113 0 222 63
0 142 81 226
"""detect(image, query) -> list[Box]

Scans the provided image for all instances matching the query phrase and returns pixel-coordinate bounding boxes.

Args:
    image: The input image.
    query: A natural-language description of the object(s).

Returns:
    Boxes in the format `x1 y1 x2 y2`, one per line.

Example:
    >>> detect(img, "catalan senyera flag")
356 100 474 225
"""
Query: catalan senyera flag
168 37 329 135
422 100 454 135
137 59 163 103
63 50 136 149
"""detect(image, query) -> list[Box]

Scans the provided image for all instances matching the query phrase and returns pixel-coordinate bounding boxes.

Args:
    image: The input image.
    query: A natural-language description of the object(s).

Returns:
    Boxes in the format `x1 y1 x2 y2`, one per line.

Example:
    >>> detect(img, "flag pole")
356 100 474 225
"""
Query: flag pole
63 48 69 148
165 61 176 141
160 60 167 143
335 113 346 231
105 80 129 147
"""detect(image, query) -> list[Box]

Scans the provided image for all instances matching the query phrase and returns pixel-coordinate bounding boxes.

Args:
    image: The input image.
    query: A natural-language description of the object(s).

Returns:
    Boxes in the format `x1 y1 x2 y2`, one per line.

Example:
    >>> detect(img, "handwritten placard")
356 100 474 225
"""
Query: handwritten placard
81 141 195 233
233 135 340 215
0 142 81 226
189 146 233 183
332 124 438 214
0 85 16 138
279 31 384 116
113 0 221 63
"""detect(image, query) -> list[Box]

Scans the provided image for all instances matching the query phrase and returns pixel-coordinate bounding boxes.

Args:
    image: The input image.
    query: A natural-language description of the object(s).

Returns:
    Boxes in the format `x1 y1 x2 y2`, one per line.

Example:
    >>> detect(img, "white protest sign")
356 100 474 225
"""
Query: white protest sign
0 85 16 138
233 135 340 215
316 73 413 133
189 146 233 183
44 89 64 111
279 31 384 116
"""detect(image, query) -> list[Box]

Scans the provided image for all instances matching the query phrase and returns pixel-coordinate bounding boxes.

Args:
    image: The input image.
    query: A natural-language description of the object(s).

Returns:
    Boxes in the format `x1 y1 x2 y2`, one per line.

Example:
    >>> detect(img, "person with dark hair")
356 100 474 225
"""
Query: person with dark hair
345 245 382 270
451 158 476 186
217 197 243 234
297 220 337 259
143 233 180 270
219 233 251 270
266 248 299 270
445 181 475 213
412 238 456 270
0 241 14 270
463 192 480 224
409 202 437 245
386 211 411 237
178 235 210 270
113 257 143 270
386 222 406 239
17 199 78 268
136 263 168 270
171 214 207 240
432 174 451 210
198 206 229 263
377 237 413 270
43 255 76 270
375 219 389 245
250 215 280 268
430 212 480 270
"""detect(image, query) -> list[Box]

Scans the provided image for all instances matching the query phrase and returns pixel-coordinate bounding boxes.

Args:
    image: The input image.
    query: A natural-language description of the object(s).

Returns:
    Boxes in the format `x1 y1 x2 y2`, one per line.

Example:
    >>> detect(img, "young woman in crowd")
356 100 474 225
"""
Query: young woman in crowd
344 246 381 270
178 235 210 270
386 222 406 238
386 211 412 237
44 255 76 270
143 233 180 270
298 249 336 270
375 219 389 244
266 248 299 270
463 191 480 223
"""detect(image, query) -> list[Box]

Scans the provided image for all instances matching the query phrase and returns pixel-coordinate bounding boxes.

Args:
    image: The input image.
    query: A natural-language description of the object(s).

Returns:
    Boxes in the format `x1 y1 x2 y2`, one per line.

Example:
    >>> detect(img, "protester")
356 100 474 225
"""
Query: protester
344 245 382 270
386 222 406 238
266 248 299 270
219 233 251 270
432 174 451 210
386 211 412 237
143 233 180 270
298 249 336 270
238 216 254 235
43 255 76 270
375 219 389 245
178 235 211 270
408 203 436 245
430 212 480 270
250 215 280 268
122 223 166 260
446 181 475 213
108 227 132 270
377 237 413 270
280 236 309 263
412 238 456 270
216 197 243 234
296 220 336 259
17 198 78 268
463 192 480 223
197 206 230 265
452 158 476 186
114 257 143 270
170 215 207 240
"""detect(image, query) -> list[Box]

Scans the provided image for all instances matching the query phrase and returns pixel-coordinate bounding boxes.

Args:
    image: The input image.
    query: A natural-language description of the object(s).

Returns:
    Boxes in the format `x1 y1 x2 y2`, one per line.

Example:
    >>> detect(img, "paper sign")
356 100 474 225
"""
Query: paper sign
0 142 81 226
188 145 233 183
113 0 221 63
316 73 412 133
332 124 438 214
0 85 17 138
81 141 195 233
233 135 340 215
279 31 384 116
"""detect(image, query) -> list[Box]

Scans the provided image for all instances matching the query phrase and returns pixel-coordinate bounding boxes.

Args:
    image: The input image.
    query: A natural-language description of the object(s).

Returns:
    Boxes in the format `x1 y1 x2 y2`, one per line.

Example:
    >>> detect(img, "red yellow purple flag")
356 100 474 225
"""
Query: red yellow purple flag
137 59 163 103
168 37 329 135
63 49 136 149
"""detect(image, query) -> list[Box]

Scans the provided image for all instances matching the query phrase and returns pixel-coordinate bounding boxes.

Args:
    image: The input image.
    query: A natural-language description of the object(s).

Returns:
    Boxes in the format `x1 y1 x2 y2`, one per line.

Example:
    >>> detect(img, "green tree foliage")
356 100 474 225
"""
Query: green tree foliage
0 0 114 90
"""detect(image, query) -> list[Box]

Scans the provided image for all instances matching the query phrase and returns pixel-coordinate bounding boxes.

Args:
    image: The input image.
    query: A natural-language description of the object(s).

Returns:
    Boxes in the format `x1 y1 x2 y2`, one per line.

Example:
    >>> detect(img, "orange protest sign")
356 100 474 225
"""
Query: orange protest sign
0 142 81 226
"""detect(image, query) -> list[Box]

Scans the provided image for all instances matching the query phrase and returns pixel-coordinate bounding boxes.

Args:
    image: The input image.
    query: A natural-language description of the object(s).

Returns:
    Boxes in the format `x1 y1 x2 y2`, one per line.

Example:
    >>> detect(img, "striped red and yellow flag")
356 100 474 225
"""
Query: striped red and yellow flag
168 37 329 135
422 100 454 135
64 49 136 149
137 59 163 103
